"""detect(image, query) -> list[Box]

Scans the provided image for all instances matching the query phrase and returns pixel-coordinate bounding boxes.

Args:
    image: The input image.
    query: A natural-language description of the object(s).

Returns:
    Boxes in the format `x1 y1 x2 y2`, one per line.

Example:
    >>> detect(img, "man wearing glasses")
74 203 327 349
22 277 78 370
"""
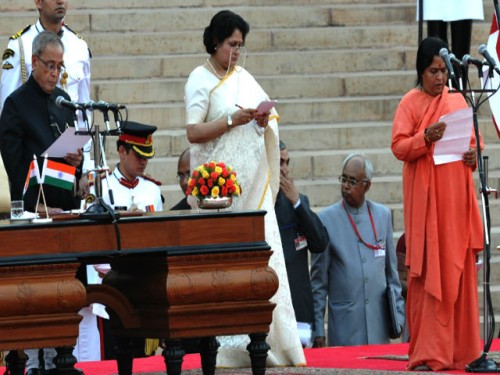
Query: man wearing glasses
0 31 84 375
310 153 405 347
0 0 90 111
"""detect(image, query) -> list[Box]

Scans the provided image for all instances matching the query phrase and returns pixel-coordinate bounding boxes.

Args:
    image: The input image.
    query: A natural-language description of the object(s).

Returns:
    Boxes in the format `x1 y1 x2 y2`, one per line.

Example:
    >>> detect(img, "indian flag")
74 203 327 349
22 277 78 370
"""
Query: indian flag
41 158 76 191
22 156 41 197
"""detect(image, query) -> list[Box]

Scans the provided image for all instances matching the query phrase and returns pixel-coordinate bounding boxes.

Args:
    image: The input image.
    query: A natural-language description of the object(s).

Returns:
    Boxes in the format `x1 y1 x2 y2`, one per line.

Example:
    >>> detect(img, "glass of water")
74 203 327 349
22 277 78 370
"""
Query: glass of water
10 200 24 219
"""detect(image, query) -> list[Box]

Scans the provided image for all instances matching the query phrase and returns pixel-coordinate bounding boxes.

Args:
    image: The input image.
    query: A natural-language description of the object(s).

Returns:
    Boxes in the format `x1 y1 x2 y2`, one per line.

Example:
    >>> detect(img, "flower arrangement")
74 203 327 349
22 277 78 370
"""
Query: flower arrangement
186 161 242 200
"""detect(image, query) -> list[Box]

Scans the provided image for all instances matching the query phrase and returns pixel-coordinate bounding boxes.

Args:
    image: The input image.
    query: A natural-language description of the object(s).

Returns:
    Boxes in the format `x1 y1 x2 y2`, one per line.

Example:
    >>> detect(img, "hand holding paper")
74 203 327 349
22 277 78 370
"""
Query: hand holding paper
256 100 277 115
43 127 91 158
433 107 473 165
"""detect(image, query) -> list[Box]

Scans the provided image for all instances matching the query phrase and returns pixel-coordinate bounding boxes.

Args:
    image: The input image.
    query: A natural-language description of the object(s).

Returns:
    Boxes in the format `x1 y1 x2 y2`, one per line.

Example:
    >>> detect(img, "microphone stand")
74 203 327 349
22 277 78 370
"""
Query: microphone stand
417 0 423 46
80 124 117 221
457 64 500 373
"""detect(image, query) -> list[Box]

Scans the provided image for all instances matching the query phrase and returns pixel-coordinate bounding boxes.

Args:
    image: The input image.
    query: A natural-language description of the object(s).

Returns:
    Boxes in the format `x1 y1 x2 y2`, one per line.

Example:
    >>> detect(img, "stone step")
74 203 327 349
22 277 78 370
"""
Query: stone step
0 4 419 36
0 22 491 59
0 0 431 13
286 143 500 180
92 71 416 106
112 95 404 130
280 117 500 153
291 170 500 208
479 284 500 320
88 48 411 81
105 93 500 134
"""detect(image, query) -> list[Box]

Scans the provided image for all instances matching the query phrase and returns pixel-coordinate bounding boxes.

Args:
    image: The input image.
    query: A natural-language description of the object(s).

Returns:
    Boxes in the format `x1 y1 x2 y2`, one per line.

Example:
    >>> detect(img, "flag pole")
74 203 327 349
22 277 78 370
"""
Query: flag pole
494 0 500 29
41 155 49 219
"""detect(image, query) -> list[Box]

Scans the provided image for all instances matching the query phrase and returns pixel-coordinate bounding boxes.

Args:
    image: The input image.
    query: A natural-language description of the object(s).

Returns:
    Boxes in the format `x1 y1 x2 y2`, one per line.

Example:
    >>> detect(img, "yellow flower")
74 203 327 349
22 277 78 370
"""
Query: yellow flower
218 177 225 186
202 170 210 179
230 174 236 181
211 186 220 197
235 185 241 195
192 186 199 196
215 166 222 175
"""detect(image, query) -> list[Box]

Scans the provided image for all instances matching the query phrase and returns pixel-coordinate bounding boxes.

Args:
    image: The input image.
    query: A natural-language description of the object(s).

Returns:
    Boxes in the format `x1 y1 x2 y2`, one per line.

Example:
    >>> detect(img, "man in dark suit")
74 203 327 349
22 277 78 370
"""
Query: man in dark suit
0 31 84 375
274 140 328 347
170 148 190 210
0 31 83 214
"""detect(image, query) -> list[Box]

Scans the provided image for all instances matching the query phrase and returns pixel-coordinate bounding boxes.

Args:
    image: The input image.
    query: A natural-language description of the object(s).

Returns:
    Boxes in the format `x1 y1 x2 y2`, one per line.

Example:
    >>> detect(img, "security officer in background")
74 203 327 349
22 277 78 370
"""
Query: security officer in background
1 0 91 111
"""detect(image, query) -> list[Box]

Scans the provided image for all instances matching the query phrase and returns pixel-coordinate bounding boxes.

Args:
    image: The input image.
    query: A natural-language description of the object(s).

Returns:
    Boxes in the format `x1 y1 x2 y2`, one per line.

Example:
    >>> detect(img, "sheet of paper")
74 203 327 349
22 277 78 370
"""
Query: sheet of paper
433 107 473 165
43 127 92 158
256 100 277 115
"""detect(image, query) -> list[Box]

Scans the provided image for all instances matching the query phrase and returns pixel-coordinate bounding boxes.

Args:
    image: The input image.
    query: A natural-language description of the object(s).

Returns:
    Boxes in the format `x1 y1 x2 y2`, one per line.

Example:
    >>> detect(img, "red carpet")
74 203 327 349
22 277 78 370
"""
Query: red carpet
5 340 500 374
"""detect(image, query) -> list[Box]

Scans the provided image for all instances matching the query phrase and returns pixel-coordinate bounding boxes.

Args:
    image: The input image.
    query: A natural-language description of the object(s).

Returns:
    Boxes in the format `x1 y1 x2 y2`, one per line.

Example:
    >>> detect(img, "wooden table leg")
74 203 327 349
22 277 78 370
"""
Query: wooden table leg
53 346 83 375
115 337 134 375
247 333 269 375
199 336 219 375
162 339 184 375
4 350 26 375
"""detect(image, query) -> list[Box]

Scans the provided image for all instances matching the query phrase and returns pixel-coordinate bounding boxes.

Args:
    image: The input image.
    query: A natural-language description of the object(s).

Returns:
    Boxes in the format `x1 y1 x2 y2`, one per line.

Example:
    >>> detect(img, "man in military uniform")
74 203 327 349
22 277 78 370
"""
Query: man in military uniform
0 0 91 111
100 121 163 212
93 122 162 363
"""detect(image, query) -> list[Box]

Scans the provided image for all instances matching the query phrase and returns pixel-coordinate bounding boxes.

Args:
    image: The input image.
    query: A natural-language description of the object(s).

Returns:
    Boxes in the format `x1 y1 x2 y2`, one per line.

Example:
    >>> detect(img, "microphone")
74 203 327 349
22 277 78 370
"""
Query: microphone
462 54 483 68
55 96 83 111
449 53 463 67
439 48 455 79
478 44 500 74
84 100 126 112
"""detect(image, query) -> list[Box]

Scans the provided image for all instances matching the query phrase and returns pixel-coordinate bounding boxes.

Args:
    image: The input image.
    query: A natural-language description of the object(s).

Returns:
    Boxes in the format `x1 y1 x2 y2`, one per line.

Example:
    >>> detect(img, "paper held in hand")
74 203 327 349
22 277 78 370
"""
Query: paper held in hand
43 127 91 158
433 107 473 165
256 100 277 115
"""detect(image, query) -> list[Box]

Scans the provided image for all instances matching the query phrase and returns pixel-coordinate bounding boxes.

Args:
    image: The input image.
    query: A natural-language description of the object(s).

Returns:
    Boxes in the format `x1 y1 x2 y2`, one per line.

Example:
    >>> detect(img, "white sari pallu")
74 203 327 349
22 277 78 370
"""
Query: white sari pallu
185 65 306 367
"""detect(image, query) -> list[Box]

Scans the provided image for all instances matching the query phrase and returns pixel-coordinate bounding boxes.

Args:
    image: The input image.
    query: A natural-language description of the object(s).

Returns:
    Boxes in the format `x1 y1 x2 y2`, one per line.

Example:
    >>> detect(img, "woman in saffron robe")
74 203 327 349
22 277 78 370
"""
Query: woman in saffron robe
184 10 305 368
391 36 484 371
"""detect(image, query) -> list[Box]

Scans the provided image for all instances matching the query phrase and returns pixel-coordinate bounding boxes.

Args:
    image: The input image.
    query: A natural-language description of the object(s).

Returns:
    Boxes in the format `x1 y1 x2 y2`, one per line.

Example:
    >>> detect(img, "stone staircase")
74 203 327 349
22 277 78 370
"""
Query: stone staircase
2 0 500 337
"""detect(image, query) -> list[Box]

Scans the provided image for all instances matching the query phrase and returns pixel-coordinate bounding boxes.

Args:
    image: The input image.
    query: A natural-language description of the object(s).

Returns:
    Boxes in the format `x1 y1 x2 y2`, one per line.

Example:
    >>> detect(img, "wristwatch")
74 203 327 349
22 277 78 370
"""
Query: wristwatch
227 114 233 129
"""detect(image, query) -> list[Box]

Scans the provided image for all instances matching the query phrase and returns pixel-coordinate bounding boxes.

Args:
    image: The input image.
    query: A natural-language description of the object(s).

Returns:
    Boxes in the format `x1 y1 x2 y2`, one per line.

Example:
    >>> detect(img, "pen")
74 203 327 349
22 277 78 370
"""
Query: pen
235 104 243 109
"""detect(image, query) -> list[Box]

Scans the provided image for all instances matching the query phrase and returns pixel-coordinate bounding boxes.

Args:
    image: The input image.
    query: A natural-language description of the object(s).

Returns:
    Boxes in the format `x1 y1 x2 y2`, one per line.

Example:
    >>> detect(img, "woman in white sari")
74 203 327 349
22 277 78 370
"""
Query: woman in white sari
184 10 305 368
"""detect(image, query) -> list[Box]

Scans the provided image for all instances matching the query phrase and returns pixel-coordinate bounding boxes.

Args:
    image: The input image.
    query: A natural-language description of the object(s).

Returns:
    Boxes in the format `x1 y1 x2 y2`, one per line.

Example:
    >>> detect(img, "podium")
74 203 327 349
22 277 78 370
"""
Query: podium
0 210 278 375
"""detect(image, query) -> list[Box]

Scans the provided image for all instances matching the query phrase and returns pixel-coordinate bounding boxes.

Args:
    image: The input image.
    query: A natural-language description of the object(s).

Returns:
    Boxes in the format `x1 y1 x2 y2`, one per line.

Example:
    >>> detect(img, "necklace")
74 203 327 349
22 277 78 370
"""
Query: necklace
206 57 230 79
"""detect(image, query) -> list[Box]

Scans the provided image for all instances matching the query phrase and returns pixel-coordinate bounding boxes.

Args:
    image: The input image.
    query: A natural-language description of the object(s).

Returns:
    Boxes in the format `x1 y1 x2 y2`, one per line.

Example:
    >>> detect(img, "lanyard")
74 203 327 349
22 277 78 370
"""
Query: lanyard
342 201 380 250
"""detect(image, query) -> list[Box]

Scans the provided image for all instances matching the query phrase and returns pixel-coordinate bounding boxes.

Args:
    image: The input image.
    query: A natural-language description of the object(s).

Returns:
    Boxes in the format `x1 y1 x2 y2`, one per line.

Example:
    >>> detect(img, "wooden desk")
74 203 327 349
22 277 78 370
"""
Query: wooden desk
0 210 277 375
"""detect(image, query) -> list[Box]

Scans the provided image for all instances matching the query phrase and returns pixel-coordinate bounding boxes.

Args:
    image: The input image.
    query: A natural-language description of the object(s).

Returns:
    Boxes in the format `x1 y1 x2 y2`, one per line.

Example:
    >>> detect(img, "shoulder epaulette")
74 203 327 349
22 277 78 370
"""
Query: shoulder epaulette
142 174 162 186
10 25 32 40
63 24 83 40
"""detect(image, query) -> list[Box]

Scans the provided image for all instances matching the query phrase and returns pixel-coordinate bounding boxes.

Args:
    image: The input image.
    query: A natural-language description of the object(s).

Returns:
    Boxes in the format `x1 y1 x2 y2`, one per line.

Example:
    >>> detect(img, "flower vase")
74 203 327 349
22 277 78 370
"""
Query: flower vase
197 196 233 210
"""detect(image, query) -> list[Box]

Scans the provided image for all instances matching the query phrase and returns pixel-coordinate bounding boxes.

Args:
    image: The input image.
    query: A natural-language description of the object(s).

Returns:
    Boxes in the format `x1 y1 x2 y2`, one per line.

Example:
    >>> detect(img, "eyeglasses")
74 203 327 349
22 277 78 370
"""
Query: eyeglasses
338 175 368 187
227 42 245 52
36 54 65 74
176 172 190 181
